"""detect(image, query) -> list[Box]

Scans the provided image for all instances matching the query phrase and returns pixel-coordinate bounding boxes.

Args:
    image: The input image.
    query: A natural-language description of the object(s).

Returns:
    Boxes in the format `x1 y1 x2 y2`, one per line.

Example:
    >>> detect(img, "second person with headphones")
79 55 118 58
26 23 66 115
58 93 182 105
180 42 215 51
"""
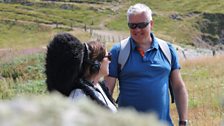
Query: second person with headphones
45 33 117 112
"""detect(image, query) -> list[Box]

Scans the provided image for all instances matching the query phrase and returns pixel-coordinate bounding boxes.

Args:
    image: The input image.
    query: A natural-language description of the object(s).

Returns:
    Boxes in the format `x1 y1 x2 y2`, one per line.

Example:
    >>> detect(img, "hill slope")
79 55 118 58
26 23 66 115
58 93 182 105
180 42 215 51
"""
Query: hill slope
0 0 224 50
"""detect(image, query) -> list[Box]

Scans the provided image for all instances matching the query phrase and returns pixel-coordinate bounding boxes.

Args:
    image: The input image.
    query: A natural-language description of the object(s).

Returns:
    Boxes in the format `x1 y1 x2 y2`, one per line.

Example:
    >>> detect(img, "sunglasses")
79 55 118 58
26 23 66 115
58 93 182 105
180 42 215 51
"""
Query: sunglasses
104 52 112 61
128 22 149 29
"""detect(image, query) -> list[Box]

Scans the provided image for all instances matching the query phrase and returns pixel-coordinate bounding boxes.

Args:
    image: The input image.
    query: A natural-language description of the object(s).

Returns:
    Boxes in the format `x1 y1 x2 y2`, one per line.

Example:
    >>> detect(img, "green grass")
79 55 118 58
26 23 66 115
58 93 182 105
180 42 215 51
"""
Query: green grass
0 79 47 99
170 56 224 125
0 2 114 27
0 53 47 99
0 20 91 49
1 1 224 48
0 20 58 49
109 0 224 46
0 53 45 80
130 0 224 13
180 56 224 110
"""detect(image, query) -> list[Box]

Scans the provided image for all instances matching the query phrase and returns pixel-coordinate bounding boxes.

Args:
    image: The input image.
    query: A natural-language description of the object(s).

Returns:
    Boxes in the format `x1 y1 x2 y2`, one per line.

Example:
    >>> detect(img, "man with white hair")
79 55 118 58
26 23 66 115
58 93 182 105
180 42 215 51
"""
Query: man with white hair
105 3 188 126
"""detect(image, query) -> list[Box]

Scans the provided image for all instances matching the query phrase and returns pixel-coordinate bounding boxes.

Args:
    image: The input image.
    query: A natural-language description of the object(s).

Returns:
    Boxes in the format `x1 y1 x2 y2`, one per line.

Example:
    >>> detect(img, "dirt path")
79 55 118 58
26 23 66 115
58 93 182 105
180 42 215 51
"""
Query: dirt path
0 47 46 62
1 19 224 61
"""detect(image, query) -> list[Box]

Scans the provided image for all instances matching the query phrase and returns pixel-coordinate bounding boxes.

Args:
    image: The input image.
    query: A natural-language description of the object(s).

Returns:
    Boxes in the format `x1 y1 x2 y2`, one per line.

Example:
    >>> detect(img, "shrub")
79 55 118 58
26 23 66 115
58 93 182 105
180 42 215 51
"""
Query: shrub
0 53 45 81
0 94 167 126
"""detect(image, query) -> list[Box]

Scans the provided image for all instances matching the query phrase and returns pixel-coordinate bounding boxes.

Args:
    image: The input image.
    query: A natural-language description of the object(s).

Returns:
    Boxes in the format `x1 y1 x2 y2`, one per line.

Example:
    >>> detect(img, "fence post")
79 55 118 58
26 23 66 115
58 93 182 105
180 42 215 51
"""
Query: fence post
84 24 87 32
70 23 73 30
56 22 58 28
90 28 93 36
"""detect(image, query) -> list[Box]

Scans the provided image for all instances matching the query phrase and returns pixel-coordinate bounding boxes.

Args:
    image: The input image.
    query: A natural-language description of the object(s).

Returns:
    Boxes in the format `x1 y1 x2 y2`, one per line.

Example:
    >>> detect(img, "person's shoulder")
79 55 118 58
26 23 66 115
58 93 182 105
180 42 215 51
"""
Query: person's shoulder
111 42 121 50
69 89 86 99
155 37 177 56
166 42 177 52
111 37 132 50
166 43 180 60
167 42 175 49
156 37 174 50
110 43 121 57
154 37 173 49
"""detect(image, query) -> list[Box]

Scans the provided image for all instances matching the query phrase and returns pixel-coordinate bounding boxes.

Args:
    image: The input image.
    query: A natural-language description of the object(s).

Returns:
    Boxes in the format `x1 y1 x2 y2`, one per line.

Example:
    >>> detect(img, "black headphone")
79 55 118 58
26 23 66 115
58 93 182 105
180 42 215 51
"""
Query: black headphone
83 43 101 74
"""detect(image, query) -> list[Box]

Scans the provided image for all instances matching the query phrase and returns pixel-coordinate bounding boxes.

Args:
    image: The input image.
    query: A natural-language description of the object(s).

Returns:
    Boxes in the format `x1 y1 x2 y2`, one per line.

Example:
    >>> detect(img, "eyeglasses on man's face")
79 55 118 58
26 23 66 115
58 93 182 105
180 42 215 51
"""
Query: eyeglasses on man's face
104 52 112 61
128 22 149 29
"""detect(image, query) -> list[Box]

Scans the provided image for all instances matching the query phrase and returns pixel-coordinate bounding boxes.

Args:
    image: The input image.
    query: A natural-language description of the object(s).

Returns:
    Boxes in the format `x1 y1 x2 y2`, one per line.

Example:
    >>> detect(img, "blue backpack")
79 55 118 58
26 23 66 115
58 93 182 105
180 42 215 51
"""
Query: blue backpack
118 37 175 103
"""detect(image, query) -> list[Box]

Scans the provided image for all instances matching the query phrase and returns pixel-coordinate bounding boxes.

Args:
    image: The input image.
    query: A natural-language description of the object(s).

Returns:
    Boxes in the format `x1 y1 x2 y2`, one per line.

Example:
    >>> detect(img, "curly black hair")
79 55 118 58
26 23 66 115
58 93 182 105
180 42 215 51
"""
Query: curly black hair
45 33 84 96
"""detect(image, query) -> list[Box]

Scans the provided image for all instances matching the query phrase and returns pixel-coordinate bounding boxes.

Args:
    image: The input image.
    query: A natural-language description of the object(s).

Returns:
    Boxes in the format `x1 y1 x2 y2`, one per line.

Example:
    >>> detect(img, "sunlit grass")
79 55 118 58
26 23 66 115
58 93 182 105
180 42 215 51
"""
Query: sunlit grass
170 55 224 125
1 1 224 47
0 2 114 27
0 53 47 99
0 21 56 49
0 78 47 99
130 0 224 13
0 20 91 49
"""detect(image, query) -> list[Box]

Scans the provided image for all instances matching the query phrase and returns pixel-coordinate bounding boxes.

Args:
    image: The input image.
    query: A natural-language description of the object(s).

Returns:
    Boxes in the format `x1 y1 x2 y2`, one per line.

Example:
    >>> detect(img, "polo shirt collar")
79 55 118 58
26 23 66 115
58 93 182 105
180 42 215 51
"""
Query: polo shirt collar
130 37 137 50
150 33 159 50
130 32 159 50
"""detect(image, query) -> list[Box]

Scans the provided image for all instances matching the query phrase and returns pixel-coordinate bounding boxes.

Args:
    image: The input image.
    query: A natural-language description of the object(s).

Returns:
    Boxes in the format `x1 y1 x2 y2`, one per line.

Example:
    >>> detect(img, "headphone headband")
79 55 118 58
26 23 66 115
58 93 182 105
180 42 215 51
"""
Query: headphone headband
83 43 90 61
83 43 101 74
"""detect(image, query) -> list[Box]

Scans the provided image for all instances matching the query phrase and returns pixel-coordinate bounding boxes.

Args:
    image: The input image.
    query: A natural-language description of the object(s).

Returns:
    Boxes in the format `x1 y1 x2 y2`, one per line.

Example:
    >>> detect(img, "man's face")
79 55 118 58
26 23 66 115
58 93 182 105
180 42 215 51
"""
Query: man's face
128 12 153 44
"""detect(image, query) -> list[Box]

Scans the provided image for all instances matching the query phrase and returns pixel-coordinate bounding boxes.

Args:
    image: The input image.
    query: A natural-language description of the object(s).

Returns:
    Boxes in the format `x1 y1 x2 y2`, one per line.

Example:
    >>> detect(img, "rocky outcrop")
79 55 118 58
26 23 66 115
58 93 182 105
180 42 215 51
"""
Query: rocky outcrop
196 13 224 50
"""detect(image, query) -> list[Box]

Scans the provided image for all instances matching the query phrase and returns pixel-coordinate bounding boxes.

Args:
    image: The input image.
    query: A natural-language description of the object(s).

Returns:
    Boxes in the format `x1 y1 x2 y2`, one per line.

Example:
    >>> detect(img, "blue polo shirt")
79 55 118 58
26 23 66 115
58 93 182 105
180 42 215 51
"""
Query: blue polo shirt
109 33 180 126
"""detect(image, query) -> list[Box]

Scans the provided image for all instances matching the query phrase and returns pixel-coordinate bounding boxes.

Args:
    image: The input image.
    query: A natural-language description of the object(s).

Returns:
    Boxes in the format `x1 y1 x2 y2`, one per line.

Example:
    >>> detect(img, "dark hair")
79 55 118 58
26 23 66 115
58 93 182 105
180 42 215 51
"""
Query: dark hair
45 33 106 96
45 32 83 96
88 41 106 62
82 41 106 78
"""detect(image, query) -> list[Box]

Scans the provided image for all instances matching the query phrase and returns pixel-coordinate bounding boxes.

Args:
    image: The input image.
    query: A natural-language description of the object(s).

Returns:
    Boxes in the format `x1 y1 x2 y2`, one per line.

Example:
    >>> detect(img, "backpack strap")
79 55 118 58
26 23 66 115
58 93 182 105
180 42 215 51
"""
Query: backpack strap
157 38 175 103
118 37 175 103
118 37 130 70
118 37 172 69
157 38 171 65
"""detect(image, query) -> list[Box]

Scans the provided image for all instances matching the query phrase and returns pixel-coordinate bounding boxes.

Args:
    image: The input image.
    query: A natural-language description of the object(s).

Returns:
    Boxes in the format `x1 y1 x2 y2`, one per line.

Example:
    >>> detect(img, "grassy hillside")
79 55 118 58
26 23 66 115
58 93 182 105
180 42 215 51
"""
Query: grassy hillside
107 0 224 47
0 2 113 27
132 0 224 13
0 1 116 49
173 55 224 125
0 20 91 49
1 0 224 48
0 20 55 49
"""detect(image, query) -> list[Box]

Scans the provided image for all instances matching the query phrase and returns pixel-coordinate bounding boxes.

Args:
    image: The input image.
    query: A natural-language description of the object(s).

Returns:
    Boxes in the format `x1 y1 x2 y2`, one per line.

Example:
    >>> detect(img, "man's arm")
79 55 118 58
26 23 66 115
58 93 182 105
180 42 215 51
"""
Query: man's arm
104 76 117 95
170 69 188 124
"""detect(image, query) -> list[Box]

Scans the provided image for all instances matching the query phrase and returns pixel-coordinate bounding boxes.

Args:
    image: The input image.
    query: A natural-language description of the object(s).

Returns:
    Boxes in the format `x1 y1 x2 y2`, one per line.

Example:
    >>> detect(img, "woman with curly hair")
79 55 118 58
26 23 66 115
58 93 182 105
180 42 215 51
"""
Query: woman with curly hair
45 33 117 112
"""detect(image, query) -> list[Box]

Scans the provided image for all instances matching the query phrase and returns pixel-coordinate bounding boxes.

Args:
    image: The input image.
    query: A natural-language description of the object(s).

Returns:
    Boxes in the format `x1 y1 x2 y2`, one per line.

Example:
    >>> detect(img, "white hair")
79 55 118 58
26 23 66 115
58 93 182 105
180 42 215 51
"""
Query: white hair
127 3 152 22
